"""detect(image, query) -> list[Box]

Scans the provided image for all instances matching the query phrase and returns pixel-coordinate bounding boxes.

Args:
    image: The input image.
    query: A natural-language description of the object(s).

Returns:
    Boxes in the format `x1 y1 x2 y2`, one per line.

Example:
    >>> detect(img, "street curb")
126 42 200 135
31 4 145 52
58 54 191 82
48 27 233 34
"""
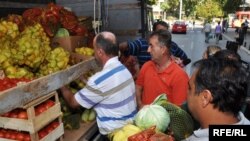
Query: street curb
222 34 250 55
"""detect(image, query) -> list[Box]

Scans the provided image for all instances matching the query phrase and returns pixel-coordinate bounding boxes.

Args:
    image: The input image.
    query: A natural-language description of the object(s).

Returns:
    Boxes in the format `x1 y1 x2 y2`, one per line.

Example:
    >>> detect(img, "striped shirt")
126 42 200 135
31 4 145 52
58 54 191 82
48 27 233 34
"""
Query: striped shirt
74 57 137 135
126 38 188 66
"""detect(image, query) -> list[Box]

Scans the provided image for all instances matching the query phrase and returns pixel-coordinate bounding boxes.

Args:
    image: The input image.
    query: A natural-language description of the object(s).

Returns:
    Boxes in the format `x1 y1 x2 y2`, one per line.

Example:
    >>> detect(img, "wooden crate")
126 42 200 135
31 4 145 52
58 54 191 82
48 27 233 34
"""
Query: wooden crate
0 57 98 114
0 118 64 141
0 91 62 133
39 120 64 141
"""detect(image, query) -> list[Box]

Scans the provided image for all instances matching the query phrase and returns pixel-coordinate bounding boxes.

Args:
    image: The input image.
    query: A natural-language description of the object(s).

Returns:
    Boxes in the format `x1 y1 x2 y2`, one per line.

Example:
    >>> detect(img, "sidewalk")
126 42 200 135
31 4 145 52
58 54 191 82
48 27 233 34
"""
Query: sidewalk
222 28 250 55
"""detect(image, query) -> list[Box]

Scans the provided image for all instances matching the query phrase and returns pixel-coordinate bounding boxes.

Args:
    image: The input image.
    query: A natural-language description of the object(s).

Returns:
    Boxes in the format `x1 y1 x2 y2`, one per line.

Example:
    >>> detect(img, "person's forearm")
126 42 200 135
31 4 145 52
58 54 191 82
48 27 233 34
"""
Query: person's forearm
60 86 79 109
136 85 144 110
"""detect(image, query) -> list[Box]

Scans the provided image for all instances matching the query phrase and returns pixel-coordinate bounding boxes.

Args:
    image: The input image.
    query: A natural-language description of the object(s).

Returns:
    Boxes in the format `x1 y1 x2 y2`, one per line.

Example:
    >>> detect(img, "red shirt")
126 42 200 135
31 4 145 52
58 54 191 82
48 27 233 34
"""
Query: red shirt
136 60 189 106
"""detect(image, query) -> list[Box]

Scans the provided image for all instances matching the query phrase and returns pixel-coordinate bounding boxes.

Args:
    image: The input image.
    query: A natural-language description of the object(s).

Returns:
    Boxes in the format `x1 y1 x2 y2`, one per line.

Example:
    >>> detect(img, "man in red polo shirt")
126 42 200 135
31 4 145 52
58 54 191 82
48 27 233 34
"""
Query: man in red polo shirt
136 30 189 109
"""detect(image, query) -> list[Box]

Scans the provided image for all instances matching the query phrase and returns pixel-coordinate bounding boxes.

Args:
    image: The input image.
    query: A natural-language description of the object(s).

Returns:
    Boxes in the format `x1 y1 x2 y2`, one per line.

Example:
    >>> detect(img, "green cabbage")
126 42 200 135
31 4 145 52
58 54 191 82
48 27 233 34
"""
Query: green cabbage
135 104 170 132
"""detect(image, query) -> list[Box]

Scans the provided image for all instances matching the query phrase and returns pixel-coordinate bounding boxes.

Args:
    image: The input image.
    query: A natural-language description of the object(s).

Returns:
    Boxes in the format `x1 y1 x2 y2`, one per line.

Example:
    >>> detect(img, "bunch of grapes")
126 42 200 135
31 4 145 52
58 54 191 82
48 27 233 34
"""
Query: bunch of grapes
37 47 70 77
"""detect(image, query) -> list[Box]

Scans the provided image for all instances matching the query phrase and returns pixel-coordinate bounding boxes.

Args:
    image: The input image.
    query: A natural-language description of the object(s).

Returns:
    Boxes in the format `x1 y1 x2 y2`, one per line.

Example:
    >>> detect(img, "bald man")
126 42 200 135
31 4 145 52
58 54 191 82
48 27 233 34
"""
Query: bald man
60 31 137 136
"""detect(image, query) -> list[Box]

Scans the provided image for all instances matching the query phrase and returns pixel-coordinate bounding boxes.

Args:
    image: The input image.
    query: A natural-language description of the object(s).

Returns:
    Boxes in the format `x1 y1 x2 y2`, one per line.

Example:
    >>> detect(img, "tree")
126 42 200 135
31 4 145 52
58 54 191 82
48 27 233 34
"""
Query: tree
223 0 243 15
168 0 180 15
183 0 199 17
196 0 223 20
159 0 179 18
147 0 158 5
160 1 170 19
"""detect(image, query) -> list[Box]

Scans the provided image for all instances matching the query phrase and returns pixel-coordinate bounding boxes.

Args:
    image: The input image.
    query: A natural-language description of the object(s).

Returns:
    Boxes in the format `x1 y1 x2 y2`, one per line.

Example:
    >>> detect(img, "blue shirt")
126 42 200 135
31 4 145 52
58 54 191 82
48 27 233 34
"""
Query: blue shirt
126 38 188 66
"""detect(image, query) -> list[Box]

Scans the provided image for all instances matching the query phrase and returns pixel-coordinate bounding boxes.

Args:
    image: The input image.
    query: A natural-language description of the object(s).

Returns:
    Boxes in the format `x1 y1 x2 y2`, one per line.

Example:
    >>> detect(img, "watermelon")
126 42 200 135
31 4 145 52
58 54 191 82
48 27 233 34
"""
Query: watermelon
55 28 70 37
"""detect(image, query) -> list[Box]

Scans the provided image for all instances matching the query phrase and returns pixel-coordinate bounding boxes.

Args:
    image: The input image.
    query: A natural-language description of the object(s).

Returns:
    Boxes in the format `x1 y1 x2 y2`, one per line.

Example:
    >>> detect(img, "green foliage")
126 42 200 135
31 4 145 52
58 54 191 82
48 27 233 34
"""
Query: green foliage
196 0 223 19
223 0 244 15
183 0 199 17
147 0 158 5
161 0 244 19
160 1 170 12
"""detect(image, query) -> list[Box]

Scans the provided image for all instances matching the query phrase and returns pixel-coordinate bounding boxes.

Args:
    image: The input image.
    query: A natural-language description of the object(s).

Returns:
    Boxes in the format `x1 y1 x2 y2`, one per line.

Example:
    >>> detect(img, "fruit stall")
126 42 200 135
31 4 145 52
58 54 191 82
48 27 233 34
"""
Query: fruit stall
0 1 196 141
0 1 101 140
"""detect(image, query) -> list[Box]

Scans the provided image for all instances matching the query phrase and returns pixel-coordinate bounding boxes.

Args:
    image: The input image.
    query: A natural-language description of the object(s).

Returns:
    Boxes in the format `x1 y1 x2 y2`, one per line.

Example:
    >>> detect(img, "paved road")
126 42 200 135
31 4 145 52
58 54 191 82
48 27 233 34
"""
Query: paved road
172 26 250 76
222 28 250 62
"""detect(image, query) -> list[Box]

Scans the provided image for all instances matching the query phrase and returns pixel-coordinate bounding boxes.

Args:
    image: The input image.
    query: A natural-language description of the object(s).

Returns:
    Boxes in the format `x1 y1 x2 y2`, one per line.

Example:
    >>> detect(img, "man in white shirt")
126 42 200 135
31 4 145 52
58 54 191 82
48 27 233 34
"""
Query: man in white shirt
60 31 137 136
203 20 212 43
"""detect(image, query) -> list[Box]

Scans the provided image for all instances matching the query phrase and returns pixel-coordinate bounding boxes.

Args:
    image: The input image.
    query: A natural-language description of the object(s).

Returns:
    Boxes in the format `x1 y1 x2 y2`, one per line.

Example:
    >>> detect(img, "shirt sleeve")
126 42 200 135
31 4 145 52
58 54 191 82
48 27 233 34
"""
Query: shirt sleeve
74 76 104 109
171 41 188 60
128 38 144 56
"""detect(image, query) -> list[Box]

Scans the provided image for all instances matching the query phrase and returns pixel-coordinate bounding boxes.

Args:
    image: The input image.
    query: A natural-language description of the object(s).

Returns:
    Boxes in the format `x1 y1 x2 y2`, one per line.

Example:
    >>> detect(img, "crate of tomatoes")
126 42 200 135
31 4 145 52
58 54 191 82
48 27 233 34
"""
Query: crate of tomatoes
0 91 64 141
0 77 31 92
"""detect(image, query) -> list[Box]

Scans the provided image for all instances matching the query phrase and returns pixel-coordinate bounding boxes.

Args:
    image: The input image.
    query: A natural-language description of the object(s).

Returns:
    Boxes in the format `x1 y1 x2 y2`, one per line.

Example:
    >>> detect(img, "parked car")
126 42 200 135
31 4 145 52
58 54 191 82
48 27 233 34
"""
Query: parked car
172 21 187 34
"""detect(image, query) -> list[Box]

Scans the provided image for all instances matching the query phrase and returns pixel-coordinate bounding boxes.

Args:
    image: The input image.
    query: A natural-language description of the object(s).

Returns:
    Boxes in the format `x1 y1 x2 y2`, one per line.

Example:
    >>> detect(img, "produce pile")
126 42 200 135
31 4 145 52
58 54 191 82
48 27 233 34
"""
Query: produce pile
109 94 195 141
0 128 31 141
0 120 60 140
0 3 97 91
0 77 31 91
0 96 59 140
21 3 86 37
0 20 70 81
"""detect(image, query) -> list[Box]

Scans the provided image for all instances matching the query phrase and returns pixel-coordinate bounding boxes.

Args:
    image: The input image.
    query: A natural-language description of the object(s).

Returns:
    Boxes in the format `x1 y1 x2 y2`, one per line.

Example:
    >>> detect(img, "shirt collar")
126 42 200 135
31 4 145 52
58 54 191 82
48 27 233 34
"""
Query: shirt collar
103 56 119 69
193 128 209 138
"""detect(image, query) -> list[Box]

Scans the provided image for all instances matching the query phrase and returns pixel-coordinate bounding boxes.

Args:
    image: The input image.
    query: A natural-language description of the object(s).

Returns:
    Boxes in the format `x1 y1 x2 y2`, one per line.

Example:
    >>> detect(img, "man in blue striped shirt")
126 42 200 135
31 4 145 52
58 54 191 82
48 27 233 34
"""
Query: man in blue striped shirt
60 31 137 136
119 21 191 67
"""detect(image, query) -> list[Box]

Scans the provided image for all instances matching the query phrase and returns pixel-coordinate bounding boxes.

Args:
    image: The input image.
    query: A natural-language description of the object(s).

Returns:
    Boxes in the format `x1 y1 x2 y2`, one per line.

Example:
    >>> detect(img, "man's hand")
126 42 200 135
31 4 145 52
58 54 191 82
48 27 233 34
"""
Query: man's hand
60 86 80 109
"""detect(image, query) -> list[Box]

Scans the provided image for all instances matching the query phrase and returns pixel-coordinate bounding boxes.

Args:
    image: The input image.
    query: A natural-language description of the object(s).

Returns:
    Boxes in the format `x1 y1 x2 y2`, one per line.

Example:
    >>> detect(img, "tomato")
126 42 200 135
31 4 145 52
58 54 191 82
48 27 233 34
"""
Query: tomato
17 110 28 119
1 111 11 117
23 133 31 141
38 130 48 139
51 121 60 129
4 130 11 139
45 125 54 133
44 100 55 109
9 131 17 140
9 111 18 118
0 129 4 138
16 132 25 141
35 104 47 116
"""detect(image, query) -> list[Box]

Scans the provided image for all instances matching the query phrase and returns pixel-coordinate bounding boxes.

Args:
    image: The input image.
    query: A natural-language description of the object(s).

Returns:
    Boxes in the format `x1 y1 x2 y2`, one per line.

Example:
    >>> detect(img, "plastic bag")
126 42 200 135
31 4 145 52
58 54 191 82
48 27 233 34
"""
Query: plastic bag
219 34 223 40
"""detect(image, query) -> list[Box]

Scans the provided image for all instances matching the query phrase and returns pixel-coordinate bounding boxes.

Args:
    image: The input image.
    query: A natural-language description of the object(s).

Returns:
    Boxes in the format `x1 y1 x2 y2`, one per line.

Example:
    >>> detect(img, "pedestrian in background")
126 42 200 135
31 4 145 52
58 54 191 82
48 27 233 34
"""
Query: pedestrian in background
203 20 212 43
243 19 249 38
215 21 222 44
222 18 226 33
235 23 245 46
